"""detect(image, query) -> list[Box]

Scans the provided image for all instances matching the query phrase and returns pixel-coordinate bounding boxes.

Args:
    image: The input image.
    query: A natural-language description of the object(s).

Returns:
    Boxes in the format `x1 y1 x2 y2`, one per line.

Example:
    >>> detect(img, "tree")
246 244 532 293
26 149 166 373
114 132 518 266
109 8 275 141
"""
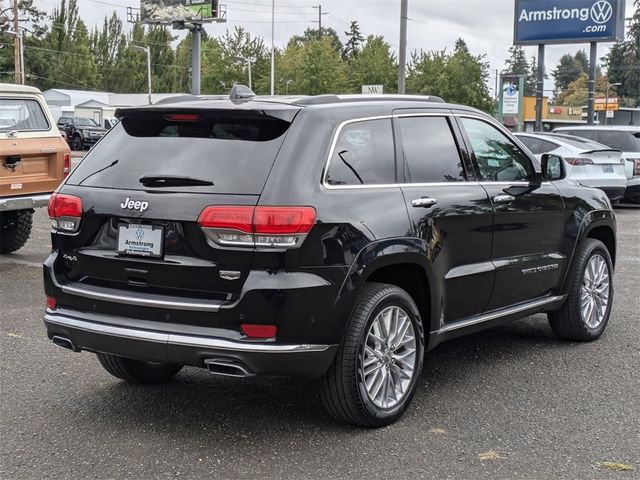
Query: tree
605 0 640 106
291 27 343 53
346 35 396 93
0 0 49 86
342 20 364 60
91 12 127 92
503 45 536 95
298 37 346 95
407 39 494 113
555 72 610 106
552 52 588 94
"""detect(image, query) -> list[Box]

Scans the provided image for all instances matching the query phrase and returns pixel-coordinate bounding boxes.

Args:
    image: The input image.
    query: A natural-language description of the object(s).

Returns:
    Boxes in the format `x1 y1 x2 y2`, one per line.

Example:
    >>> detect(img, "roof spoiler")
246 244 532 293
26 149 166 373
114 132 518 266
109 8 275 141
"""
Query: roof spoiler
230 84 256 103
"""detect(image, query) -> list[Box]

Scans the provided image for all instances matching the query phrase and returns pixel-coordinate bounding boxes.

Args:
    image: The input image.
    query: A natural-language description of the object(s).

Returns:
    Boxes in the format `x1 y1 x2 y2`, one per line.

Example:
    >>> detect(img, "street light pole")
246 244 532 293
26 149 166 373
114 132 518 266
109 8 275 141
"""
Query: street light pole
270 0 275 95
234 56 254 90
605 82 622 125
133 45 152 104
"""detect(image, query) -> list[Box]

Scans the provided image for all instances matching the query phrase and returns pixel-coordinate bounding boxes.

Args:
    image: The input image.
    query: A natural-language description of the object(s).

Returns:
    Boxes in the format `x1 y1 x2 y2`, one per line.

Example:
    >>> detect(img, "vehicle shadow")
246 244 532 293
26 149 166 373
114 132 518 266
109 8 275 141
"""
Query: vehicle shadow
64 314 581 439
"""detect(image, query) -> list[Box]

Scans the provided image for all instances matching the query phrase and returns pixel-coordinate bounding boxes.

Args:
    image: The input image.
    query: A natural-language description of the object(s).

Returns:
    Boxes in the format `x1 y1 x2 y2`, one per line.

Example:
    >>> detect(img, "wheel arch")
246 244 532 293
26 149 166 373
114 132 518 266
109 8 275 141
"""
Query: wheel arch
336 238 438 343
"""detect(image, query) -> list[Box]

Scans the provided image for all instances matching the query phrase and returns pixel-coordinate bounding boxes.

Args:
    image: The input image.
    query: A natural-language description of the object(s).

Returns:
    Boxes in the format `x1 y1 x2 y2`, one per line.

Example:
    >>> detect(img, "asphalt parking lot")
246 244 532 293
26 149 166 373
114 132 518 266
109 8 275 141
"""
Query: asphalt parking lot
1 181 638 478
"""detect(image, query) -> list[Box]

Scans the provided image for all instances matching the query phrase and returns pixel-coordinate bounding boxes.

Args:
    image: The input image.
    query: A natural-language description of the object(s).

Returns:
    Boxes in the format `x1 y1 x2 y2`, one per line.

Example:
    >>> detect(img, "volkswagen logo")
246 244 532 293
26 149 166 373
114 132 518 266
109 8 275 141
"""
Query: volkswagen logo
590 0 613 24
135 228 145 241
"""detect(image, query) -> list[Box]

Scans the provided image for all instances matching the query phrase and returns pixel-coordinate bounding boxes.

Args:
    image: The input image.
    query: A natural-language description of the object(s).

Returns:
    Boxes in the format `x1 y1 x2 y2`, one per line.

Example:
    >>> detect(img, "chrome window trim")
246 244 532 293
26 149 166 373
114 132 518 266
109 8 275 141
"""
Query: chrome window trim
322 112 478 190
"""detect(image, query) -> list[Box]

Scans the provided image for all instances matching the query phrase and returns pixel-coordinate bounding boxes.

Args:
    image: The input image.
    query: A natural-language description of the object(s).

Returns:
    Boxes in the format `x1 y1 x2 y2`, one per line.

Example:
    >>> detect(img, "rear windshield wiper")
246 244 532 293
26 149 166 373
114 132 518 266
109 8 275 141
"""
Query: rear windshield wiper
139 175 214 187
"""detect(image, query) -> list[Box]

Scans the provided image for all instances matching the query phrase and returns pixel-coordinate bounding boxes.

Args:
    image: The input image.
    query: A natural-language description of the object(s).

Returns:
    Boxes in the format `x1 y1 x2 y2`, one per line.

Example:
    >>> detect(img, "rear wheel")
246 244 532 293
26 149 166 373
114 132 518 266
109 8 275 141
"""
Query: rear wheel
548 239 613 341
0 210 33 254
321 283 425 427
96 353 182 384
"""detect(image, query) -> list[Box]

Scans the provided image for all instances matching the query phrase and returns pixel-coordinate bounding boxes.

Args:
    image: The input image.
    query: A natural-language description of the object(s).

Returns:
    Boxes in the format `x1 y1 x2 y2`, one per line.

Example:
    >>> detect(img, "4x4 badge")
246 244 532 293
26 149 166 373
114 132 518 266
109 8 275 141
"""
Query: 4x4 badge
120 197 149 213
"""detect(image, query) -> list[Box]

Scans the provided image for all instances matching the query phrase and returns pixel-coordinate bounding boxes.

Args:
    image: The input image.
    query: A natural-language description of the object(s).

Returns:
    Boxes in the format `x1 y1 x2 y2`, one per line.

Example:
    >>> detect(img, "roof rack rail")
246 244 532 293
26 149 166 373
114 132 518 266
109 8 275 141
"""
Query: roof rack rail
294 94 446 106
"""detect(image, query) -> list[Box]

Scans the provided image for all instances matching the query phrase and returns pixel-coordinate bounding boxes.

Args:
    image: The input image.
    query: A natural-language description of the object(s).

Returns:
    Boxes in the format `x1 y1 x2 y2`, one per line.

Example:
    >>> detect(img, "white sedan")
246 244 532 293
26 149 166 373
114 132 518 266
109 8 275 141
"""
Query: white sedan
516 132 627 203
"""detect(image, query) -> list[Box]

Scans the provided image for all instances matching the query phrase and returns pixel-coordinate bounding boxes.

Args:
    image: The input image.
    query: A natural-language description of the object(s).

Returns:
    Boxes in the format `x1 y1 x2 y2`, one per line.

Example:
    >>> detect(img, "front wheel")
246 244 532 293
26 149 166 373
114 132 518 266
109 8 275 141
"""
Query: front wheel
70 135 82 151
548 239 614 341
321 283 425 427
96 353 182 384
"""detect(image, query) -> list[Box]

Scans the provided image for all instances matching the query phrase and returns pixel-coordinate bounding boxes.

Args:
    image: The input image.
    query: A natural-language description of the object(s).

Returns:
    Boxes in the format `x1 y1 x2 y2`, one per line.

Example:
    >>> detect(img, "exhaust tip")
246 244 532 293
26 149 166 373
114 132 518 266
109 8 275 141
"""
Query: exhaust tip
52 335 78 352
205 358 254 378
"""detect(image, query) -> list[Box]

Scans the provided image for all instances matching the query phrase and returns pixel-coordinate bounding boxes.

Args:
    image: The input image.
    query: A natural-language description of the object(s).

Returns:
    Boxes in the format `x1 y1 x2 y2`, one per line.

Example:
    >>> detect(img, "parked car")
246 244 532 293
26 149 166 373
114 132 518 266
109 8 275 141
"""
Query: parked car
56 116 108 151
515 132 627 202
1 83 70 254
103 117 119 129
44 89 617 427
553 126 640 204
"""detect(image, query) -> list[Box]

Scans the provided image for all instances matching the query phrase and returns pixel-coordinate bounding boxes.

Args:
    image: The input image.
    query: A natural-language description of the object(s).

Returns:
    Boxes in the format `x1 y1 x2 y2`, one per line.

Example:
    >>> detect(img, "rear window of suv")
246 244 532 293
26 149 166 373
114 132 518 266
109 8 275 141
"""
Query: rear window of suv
65 110 294 194
0 98 50 131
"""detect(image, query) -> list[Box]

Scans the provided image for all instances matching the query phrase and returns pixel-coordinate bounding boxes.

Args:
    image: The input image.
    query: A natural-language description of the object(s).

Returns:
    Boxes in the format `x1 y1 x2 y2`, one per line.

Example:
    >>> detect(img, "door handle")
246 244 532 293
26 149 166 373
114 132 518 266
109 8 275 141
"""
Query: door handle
411 197 438 208
493 194 515 204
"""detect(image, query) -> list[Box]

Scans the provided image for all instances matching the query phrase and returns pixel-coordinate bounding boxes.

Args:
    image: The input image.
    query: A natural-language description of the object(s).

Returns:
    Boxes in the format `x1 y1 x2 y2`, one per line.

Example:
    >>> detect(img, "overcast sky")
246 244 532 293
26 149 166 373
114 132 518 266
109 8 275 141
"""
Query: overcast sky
34 0 637 95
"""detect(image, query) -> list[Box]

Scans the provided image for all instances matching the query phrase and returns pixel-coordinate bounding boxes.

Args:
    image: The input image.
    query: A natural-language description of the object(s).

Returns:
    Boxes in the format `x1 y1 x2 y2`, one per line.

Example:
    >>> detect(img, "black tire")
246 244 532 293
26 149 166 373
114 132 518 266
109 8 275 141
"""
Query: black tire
0 210 33 254
321 282 425 427
96 353 182 384
548 239 614 342
70 135 82 151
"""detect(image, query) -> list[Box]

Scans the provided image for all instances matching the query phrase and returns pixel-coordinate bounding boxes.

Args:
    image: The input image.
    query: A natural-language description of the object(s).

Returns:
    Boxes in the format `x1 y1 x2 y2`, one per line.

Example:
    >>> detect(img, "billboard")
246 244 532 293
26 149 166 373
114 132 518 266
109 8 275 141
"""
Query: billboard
514 0 626 45
140 0 219 24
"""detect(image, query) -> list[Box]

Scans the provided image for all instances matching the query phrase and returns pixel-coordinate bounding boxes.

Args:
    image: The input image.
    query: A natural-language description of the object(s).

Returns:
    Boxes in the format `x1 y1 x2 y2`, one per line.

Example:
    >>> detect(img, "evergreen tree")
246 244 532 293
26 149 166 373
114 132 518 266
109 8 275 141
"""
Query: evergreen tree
342 21 364 60
503 45 536 95
347 35 396 93
552 52 588 94
291 27 343 53
606 0 639 106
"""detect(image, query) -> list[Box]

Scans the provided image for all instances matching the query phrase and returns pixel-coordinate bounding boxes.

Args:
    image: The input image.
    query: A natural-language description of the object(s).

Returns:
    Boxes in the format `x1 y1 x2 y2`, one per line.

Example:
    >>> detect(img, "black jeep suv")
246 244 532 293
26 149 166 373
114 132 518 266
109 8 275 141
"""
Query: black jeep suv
44 91 616 427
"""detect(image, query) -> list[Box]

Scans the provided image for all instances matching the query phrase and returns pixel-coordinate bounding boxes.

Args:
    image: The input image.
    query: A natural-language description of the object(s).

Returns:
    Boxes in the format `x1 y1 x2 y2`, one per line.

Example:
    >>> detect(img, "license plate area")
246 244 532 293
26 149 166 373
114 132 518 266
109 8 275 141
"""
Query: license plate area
602 165 614 173
117 223 164 258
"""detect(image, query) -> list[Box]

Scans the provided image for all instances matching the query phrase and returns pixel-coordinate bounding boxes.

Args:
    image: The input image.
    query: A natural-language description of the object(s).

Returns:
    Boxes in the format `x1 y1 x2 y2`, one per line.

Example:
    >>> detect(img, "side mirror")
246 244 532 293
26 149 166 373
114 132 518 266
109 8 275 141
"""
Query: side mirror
541 154 566 181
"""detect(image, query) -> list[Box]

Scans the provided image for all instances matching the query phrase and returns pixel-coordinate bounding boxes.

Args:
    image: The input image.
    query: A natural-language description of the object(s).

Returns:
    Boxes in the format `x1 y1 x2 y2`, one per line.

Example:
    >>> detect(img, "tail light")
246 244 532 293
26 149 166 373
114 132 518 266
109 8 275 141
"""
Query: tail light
631 159 640 176
48 192 83 233
565 158 594 166
63 153 70 178
198 205 316 249
46 296 57 310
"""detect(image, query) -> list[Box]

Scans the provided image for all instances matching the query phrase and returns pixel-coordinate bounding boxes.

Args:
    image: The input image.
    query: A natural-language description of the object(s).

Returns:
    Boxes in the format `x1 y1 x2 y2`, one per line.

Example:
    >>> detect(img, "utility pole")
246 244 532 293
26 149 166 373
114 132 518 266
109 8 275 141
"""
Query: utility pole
398 0 408 94
313 5 323 39
191 25 201 95
12 0 21 84
133 45 152 104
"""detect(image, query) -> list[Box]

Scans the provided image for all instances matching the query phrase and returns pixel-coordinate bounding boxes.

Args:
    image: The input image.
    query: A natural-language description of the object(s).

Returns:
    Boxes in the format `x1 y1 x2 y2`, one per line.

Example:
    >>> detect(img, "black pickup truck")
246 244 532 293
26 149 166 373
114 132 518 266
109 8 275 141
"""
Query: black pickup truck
56 116 108 151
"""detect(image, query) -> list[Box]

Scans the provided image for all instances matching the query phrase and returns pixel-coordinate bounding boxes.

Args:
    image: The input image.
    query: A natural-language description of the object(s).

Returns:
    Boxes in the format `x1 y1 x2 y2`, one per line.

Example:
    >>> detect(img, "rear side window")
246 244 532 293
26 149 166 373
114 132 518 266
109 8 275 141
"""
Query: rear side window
563 130 598 141
66 111 294 194
597 130 640 151
326 119 395 185
0 99 49 131
397 116 465 183
539 140 560 154
517 136 543 154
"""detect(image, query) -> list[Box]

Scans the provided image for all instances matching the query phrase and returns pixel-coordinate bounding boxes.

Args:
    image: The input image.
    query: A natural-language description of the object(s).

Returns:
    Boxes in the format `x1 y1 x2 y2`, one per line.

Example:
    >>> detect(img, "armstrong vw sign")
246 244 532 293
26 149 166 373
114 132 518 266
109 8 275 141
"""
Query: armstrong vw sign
514 0 625 45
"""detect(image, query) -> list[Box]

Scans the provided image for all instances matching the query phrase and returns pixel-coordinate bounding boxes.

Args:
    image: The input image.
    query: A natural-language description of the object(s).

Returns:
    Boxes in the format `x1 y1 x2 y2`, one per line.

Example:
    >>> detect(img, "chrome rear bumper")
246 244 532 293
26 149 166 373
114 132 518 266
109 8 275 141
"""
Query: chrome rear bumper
0 193 50 212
